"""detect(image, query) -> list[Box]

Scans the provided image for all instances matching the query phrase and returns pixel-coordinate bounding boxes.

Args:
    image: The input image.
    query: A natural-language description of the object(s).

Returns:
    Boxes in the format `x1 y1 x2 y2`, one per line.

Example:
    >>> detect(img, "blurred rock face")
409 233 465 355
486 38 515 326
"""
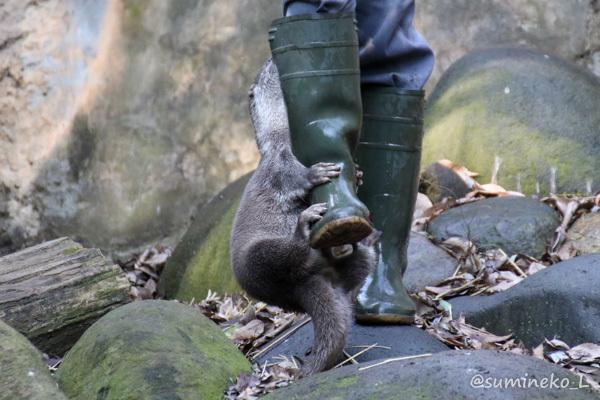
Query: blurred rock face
2 0 598 260
414 0 600 93
0 0 279 260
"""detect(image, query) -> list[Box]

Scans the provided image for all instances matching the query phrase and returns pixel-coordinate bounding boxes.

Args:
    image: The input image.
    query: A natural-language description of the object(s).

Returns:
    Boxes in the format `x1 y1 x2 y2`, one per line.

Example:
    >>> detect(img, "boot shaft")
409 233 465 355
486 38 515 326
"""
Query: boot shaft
269 13 363 165
353 88 424 322
268 13 372 248
357 86 424 211
269 13 360 79
355 87 424 271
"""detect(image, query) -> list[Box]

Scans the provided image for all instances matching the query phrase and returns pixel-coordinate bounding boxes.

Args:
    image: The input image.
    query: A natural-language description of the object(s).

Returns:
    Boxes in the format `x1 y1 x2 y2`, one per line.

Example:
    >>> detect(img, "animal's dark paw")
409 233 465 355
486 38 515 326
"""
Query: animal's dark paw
354 163 363 187
307 162 340 186
298 203 327 239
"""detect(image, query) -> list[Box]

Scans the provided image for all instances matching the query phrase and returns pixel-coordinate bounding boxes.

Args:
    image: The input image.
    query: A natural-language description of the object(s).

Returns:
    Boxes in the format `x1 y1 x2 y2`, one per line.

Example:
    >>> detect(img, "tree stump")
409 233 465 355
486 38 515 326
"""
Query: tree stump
0 237 131 356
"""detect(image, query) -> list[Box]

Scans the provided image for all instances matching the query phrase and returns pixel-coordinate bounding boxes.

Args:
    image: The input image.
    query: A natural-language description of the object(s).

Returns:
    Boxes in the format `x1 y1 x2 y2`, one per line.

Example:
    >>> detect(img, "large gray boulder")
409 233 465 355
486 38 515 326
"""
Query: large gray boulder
450 253 600 348
405 232 457 293
257 320 449 367
414 0 600 93
427 196 560 258
0 320 67 400
421 47 600 196
263 350 598 399
57 300 252 400
0 0 279 260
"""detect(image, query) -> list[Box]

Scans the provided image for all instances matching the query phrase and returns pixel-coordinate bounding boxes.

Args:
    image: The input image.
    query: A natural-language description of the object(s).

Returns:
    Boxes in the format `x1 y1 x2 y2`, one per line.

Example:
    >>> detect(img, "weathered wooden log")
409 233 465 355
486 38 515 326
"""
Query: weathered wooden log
0 237 131 356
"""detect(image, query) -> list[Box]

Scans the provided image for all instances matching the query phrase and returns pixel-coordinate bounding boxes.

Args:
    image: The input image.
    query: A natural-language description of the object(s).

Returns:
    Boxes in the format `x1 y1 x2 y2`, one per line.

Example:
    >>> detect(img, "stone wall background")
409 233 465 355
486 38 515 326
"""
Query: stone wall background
0 0 598 260
415 0 600 94
0 0 279 260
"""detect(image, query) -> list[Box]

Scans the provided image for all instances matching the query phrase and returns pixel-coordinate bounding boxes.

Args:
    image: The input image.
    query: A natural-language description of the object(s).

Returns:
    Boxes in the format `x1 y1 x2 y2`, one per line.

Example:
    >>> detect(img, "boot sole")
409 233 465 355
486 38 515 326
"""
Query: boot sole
354 313 415 325
309 216 372 249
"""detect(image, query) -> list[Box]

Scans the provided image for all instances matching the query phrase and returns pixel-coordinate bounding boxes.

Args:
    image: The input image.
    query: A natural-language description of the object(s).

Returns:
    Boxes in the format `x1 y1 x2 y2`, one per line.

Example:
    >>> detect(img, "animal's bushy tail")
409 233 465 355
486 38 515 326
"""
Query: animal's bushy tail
297 276 352 377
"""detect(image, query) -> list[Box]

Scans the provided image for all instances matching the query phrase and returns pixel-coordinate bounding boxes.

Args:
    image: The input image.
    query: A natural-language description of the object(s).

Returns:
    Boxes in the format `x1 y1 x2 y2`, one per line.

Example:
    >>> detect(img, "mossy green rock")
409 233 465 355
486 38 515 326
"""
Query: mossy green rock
422 47 600 196
0 320 67 400
158 173 252 301
427 196 560 258
263 350 597 399
57 300 251 400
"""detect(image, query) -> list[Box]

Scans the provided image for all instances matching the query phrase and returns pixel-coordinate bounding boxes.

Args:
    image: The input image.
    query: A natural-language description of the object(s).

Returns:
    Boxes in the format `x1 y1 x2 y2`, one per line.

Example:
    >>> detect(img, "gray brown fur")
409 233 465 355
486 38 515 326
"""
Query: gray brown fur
230 59 375 377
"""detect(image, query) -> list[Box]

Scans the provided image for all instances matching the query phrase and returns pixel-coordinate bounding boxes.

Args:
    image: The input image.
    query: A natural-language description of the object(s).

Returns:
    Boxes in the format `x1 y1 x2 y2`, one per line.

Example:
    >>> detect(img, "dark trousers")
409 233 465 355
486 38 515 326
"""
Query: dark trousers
282 0 434 90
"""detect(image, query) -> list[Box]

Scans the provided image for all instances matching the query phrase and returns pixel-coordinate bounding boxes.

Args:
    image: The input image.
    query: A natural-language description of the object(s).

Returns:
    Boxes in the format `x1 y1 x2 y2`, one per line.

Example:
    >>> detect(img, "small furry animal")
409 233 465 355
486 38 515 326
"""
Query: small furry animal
230 59 376 377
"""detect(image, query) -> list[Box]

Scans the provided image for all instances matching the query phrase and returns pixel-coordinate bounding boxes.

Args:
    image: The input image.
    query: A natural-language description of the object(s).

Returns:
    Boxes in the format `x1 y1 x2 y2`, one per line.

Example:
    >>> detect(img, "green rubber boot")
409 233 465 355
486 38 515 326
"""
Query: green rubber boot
354 86 425 324
269 13 372 249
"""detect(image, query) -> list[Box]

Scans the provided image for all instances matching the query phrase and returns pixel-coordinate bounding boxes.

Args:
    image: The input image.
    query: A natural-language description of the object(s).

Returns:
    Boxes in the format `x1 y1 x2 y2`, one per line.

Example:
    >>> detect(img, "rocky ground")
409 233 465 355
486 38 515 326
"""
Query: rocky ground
2 159 599 399
113 162 600 399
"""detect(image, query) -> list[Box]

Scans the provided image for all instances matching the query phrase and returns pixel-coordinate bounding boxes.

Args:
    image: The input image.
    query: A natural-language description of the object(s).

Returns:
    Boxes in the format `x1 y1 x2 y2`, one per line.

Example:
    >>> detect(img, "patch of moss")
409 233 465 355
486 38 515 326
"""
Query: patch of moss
61 248 78 256
424 87 590 195
158 173 252 301
121 0 152 54
176 199 242 301
332 375 360 388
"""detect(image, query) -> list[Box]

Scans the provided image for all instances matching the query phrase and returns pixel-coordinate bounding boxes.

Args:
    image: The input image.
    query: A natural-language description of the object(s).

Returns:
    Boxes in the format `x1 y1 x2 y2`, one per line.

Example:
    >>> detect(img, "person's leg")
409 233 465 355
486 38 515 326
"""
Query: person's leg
356 0 434 89
354 86 424 324
283 0 355 16
283 0 434 89
269 11 373 249
352 0 432 323
274 2 434 315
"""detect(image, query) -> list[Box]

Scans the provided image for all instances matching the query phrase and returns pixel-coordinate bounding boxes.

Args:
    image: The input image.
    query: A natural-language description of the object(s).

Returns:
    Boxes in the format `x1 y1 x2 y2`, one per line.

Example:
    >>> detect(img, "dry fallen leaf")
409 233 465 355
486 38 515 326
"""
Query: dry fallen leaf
455 322 513 349
545 338 571 351
413 193 434 220
527 262 547 275
548 351 571 364
120 244 171 301
465 183 524 199
232 320 266 342
437 159 479 182
556 241 578 261
532 343 545 360
440 237 474 259
144 278 157 293
567 343 600 363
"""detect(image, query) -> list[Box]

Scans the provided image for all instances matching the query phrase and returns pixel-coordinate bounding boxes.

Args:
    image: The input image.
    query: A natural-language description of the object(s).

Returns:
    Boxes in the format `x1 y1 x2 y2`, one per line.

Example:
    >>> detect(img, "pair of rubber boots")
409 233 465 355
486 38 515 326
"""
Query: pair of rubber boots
269 12 423 324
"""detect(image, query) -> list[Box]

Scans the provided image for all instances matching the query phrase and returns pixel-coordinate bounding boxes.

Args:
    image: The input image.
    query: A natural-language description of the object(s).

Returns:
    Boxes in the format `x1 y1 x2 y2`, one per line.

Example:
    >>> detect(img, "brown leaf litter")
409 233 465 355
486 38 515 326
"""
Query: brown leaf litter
121 244 171 301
